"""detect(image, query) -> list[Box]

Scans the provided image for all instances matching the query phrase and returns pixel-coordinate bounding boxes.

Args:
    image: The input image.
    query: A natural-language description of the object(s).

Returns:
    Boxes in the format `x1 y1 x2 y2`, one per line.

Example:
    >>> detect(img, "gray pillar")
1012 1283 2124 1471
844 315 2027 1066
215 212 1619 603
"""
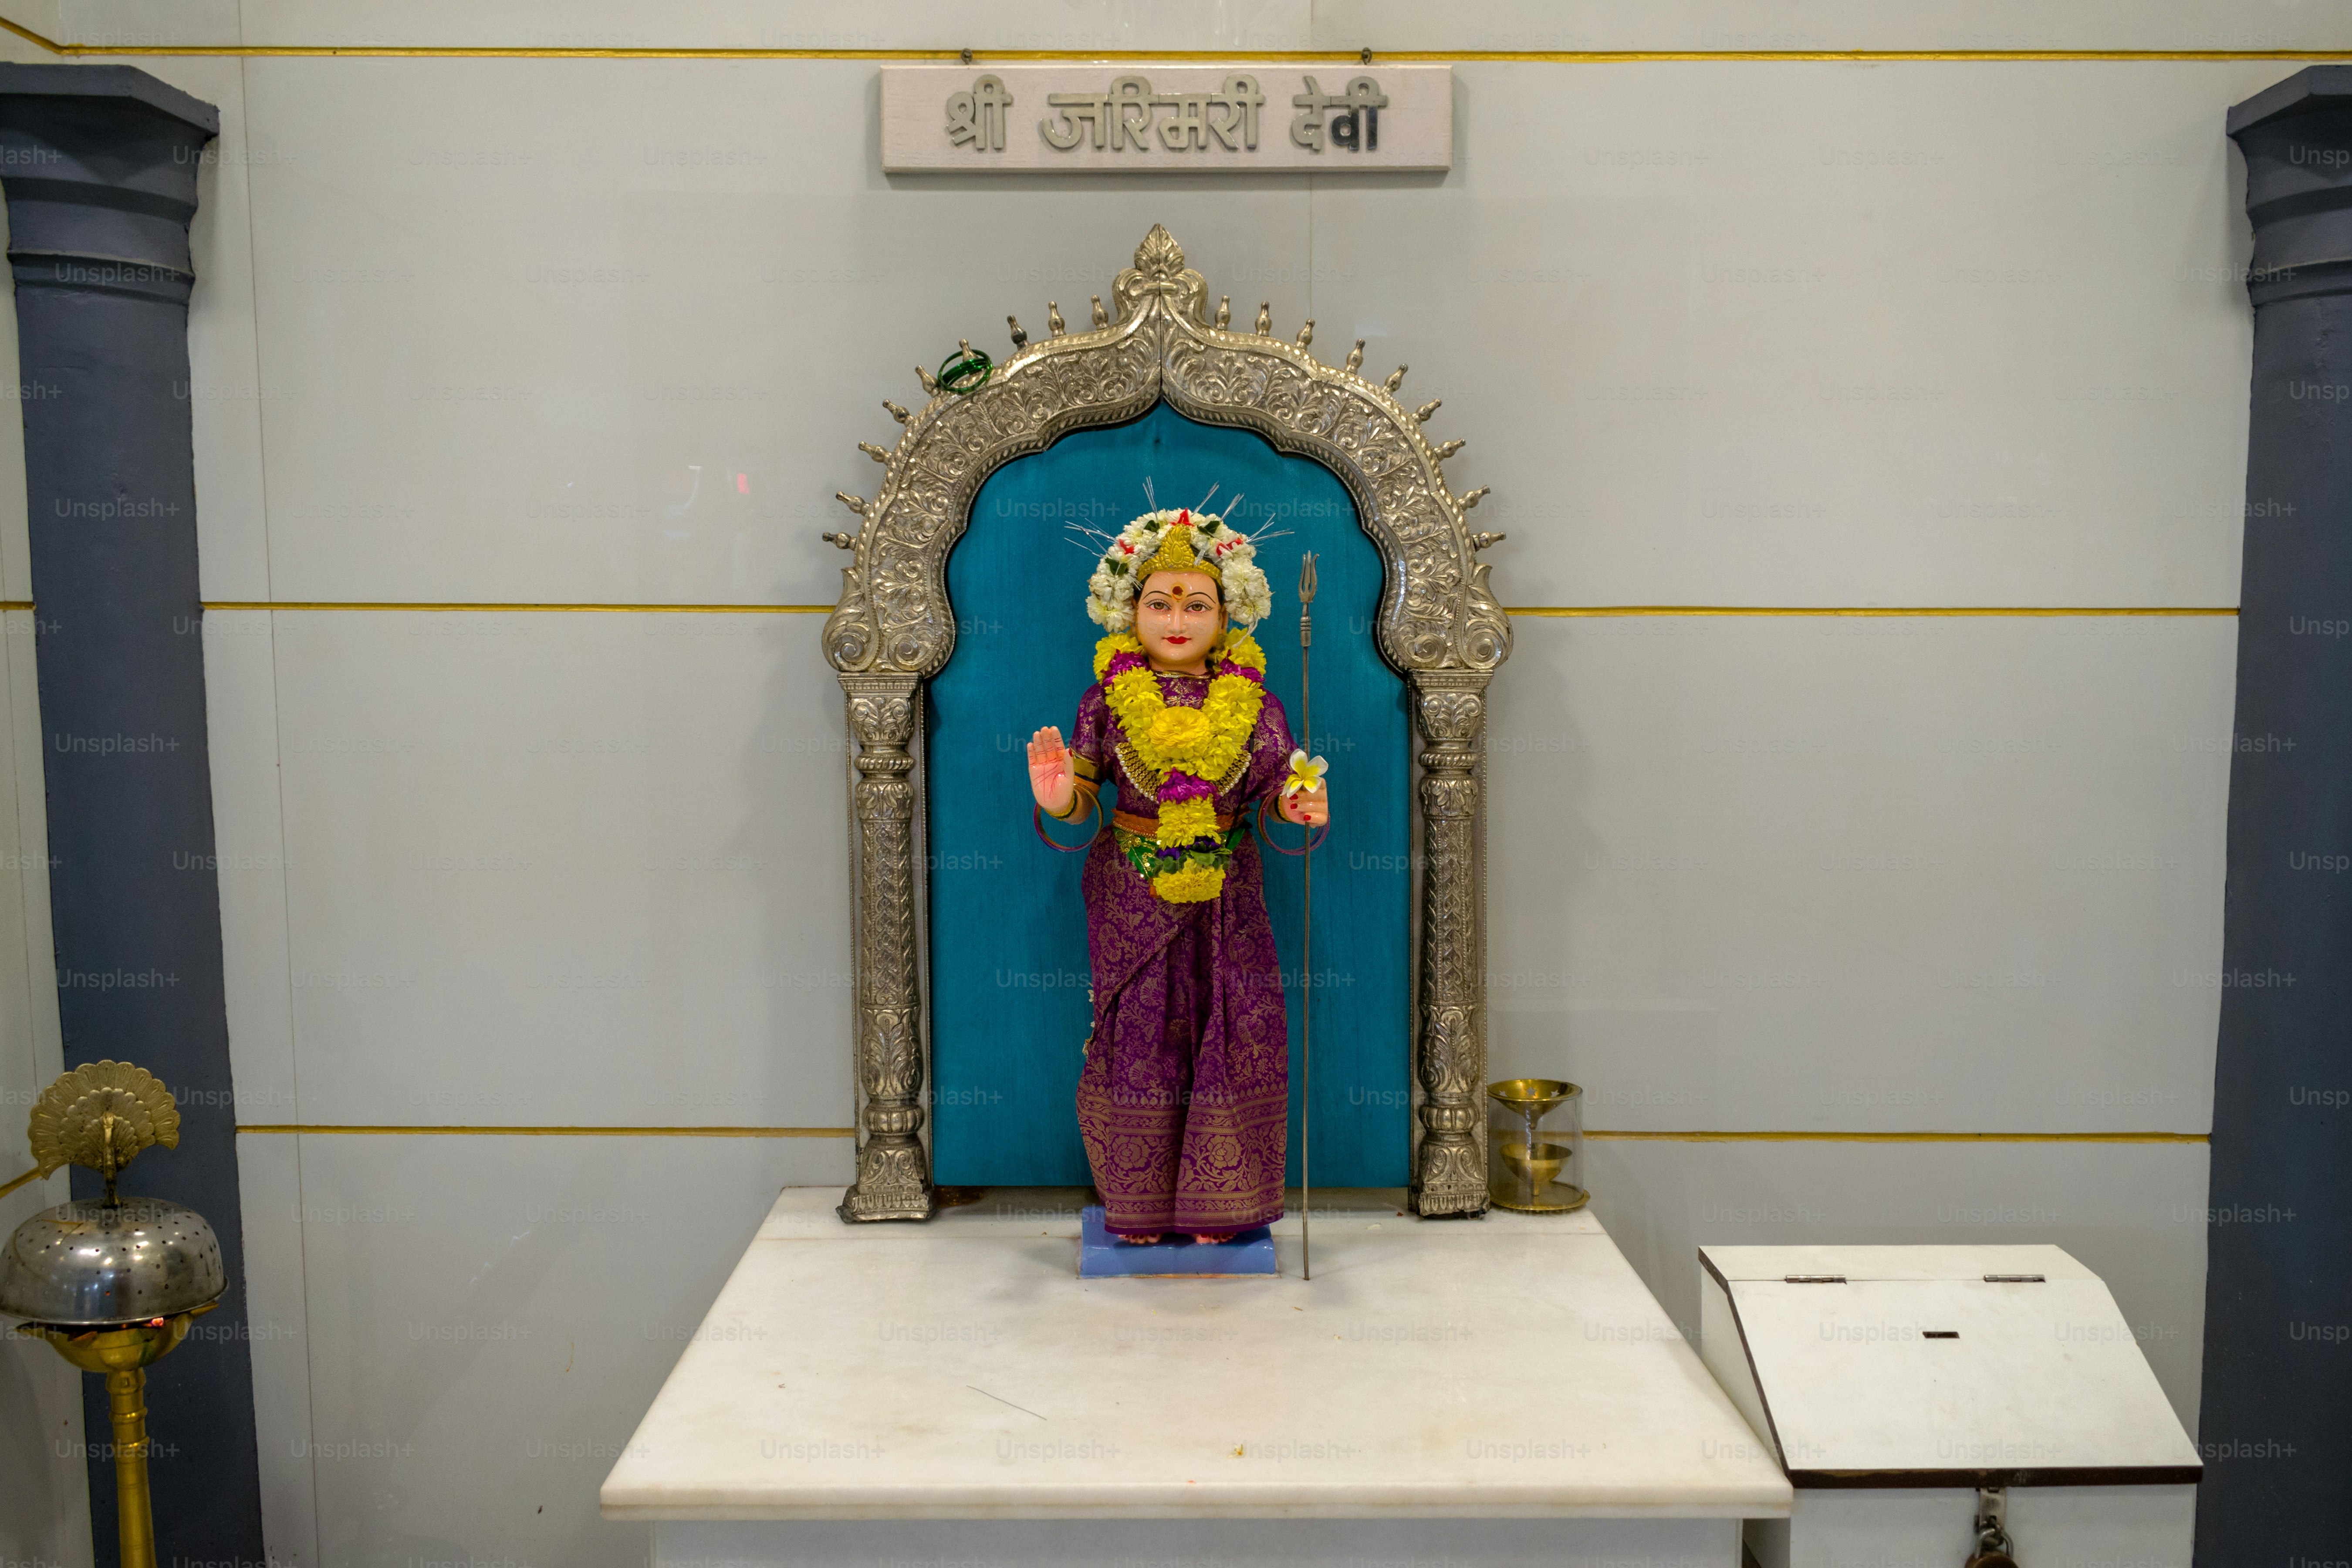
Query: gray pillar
2202 67 2352 1568
0 64 263 1568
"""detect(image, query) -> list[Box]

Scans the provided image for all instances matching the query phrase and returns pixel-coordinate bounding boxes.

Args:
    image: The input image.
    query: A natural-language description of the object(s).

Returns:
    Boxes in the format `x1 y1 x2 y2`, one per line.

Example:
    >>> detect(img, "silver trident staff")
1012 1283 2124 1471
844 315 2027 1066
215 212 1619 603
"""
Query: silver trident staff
1298 551 1318 1281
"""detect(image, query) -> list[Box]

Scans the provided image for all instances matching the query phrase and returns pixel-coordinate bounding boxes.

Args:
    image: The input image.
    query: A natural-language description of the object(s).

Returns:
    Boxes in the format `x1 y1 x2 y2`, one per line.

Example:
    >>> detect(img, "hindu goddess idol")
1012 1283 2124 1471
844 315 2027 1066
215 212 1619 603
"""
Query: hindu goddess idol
1026 507 1332 1245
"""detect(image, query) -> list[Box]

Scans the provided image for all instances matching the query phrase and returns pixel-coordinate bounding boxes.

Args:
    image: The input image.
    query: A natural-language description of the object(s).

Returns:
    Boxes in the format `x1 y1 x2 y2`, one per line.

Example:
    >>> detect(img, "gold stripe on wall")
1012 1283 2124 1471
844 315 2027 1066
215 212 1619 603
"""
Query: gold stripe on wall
0 600 32 610
0 20 2347 64
203 601 830 613
1516 605 2239 618
0 1165 43 1200
226 1125 2197 1144
239 1123 855 1137
204 601 2237 617
1587 1129 2208 1143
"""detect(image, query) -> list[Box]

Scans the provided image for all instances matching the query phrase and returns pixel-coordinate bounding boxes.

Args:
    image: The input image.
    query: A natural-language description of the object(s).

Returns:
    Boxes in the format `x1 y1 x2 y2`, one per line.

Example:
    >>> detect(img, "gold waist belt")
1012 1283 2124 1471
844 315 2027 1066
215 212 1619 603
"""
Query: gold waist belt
1113 808 1238 837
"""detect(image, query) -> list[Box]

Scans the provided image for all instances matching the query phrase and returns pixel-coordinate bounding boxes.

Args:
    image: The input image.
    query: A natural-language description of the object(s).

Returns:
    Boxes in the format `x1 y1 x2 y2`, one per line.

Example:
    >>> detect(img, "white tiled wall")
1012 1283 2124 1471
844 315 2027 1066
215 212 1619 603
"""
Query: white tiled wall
1486 615 2234 1136
0 3 2296 1563
0 78 85 1563
230 55 1319 607
273 1130 842 1568
0 622 87 1568
231 609 855 1127
1318 60 2267 608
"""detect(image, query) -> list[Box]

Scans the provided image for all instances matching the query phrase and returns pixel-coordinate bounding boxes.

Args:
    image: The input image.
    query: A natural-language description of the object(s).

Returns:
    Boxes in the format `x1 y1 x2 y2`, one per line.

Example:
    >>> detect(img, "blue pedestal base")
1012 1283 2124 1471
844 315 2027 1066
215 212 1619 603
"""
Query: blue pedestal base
1078 1206 1277 1277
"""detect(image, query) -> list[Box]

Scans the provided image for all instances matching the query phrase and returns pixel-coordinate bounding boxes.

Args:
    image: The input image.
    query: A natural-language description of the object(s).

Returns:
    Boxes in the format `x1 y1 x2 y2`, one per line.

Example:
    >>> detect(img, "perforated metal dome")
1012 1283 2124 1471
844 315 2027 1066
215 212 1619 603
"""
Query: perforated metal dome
0 1196 224 1327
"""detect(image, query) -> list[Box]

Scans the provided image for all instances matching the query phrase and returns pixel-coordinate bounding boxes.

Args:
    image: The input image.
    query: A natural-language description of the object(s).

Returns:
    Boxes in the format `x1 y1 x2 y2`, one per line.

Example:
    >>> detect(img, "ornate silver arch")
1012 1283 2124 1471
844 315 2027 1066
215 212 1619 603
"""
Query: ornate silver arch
825 224 1511 1223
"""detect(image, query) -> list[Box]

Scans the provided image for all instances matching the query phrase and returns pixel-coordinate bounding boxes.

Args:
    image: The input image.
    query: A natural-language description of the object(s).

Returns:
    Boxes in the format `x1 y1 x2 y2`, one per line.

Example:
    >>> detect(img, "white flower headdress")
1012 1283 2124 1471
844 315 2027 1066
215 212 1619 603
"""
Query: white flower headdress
1071 487 1281 633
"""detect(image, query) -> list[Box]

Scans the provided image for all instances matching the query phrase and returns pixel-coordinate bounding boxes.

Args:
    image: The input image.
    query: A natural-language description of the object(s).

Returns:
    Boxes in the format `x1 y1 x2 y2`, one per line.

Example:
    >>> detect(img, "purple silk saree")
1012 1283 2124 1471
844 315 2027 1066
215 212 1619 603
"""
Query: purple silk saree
1068 674 1298 1236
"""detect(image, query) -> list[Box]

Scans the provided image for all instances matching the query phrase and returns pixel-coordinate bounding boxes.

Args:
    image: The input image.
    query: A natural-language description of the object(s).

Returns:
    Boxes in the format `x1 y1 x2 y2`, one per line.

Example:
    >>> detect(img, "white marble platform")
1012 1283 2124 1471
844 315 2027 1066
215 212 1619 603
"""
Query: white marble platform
601 1186 1791 1536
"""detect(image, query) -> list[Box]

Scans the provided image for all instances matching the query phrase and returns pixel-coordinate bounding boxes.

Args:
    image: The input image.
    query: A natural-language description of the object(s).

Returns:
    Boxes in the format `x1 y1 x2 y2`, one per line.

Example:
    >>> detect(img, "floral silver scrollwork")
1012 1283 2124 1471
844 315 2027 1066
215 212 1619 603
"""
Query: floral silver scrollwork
1409 671 1491 1216
838 675 933 1223
828 224 1513 1222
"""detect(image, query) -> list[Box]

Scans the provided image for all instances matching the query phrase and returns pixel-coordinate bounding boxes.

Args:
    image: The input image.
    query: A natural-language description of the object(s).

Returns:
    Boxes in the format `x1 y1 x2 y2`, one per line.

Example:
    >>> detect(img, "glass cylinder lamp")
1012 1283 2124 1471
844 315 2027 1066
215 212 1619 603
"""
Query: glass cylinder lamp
1484 1078 1588 1213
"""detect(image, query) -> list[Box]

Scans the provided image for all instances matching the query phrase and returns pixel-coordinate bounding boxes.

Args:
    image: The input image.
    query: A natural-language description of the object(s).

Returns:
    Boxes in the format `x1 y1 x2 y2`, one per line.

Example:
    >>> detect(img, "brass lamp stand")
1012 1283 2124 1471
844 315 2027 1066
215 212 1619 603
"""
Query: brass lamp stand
1484 1077 1590 1213
0 1061 226 1568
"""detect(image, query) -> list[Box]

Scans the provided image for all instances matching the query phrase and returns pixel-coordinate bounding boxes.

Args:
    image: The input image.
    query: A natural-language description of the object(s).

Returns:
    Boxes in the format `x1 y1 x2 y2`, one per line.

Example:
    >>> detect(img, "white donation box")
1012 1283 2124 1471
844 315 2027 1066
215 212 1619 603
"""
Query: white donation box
1697 1244 2200 1568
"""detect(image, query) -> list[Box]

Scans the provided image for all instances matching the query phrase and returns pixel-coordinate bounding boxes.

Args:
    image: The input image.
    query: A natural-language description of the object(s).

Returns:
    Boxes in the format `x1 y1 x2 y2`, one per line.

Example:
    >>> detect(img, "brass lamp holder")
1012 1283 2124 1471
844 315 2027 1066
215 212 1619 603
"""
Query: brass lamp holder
1 1061 223 1568
17 1305 217 1568
1485 1077 1590 1214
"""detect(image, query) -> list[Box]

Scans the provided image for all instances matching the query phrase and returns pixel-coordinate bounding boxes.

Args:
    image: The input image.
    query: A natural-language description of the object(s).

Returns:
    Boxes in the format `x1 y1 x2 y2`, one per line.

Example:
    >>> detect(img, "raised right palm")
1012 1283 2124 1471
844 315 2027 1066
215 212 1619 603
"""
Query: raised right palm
1027 726 1075 816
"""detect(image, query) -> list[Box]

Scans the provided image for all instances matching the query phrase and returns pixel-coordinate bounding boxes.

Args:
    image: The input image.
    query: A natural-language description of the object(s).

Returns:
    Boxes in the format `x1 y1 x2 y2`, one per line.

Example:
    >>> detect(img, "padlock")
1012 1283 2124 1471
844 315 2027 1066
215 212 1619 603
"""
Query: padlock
1965 1487 2019 1567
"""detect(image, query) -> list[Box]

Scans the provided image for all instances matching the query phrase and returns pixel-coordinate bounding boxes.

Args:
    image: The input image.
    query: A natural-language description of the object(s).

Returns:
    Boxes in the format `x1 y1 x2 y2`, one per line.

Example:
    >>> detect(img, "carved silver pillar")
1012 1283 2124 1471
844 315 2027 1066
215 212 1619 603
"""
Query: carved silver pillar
838 673 934 1222
1409 671 1491 1216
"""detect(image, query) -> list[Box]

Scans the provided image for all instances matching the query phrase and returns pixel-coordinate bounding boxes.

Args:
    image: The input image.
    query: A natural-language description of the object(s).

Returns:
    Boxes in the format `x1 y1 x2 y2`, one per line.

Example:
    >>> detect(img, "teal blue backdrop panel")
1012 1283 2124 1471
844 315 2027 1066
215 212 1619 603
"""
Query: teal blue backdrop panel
928 403 1409 1188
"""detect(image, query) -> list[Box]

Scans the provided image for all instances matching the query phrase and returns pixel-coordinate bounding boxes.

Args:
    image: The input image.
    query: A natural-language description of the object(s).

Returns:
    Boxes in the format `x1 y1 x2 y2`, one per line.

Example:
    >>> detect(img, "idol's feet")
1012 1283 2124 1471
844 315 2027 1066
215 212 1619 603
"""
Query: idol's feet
1190 1232 1235 1244
1116 1231 1163 1245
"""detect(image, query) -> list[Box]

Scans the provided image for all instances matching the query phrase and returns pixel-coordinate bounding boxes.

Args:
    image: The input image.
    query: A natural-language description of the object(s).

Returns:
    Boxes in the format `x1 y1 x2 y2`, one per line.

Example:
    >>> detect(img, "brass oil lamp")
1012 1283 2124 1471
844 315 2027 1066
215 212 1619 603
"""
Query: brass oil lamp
1485 1077 1590 1213
0 1061 225 1568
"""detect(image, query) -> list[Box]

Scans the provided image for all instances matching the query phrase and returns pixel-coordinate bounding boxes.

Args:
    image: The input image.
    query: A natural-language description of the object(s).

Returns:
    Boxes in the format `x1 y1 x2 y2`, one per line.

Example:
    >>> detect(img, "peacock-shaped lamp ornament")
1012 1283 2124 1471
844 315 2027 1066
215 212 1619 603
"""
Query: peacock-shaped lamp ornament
0 1061 226 1568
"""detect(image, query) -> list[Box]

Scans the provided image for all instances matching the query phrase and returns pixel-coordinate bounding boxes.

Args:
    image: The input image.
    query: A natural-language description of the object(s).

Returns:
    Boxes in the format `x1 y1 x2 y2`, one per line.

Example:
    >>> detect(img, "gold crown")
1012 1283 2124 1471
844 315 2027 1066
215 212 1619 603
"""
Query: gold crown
1138 523 1222 586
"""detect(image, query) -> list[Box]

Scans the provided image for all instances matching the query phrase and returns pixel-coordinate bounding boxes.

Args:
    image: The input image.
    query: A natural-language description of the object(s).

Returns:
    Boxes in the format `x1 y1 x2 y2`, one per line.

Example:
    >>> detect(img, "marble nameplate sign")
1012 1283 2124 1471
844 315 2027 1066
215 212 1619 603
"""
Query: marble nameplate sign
1078 1206 1277 1277
880 65 1453 173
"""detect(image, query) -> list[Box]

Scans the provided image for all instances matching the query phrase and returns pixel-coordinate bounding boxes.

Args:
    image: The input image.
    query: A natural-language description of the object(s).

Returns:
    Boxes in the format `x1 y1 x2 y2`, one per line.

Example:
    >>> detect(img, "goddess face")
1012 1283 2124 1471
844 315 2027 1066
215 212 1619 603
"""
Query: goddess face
1135 569 1223 673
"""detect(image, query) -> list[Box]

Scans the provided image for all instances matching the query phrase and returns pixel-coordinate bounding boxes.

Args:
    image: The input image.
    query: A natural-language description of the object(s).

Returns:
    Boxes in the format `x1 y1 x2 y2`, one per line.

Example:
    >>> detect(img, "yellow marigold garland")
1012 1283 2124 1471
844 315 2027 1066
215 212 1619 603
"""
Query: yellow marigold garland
1094 631 1267 902
1146 864 1227 903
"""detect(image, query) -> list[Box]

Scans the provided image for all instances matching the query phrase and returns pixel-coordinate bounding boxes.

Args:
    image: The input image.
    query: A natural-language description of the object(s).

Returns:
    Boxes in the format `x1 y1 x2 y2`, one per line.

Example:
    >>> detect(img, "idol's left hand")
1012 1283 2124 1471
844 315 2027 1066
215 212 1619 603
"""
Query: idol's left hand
1280 785 1329 827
